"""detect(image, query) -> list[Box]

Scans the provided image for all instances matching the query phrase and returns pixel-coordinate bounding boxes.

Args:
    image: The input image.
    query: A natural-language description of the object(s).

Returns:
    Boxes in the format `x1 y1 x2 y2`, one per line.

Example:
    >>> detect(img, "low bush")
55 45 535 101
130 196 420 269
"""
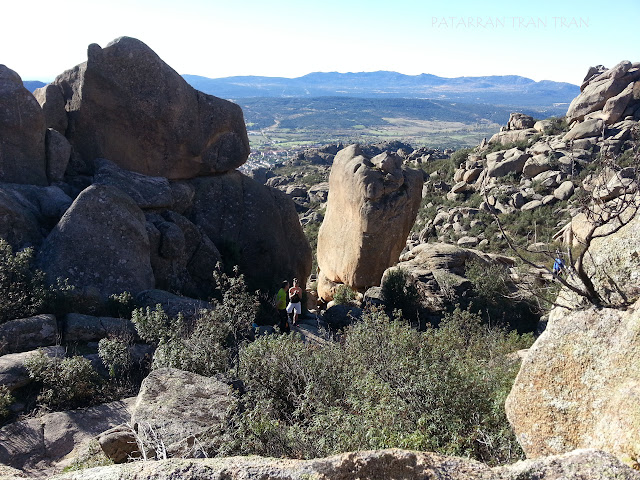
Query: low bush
25 350 100 411
0 239 49 324
131 268 259 377
332 285 357 305
98 336 133 379
229 307 532 465
381 267 420 320
0 385 14 420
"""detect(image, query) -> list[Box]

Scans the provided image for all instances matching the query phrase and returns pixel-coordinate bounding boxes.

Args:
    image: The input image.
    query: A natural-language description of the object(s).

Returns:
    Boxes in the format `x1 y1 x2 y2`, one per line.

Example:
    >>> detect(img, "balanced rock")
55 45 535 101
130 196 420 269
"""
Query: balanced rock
0 65 47 185
36 184 155 298
506 300 640 461
316 145 423 300
51 37 250 179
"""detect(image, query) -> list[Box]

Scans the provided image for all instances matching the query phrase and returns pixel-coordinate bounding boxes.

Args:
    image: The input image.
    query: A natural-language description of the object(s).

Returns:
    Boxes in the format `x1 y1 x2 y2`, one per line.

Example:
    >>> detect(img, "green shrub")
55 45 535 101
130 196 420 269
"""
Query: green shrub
230 307 532 465
0 385 14 420
542 116 569 136
381 267 420 320
105 291 135 318
98 336 133 379
333 285 357 305
465 259 539 333
450 147 474 167
131 305 171 345
132 269 259 377
25 350 100 410
0 239 49 324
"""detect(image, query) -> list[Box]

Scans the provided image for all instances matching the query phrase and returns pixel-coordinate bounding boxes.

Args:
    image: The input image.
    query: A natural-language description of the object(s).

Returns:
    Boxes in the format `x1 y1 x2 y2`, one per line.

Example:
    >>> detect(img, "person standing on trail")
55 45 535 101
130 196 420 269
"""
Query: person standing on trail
553 256 565 276
286 278 303 326
276 280 290 333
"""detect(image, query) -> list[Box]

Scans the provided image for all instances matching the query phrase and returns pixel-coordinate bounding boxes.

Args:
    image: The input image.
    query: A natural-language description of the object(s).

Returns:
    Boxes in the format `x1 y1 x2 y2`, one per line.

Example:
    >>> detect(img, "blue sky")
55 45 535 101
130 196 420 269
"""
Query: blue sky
3 0 638 85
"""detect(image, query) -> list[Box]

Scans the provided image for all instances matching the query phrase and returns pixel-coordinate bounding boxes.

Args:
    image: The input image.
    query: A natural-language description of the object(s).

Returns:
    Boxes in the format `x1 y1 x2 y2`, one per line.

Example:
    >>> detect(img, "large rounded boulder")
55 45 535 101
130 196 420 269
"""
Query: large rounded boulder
506 301 640 461
50 37 250 179
190 171 312 290
36 184 154 297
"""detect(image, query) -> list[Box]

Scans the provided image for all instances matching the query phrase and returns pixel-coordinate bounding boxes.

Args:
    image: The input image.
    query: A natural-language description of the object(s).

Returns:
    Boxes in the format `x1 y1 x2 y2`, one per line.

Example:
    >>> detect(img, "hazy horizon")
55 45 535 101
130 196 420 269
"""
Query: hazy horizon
4 0 638 86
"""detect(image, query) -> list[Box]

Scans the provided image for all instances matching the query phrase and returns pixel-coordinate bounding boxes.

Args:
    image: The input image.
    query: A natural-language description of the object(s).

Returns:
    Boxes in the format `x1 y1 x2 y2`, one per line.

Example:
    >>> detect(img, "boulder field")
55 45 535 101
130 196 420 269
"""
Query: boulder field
0 37 311 297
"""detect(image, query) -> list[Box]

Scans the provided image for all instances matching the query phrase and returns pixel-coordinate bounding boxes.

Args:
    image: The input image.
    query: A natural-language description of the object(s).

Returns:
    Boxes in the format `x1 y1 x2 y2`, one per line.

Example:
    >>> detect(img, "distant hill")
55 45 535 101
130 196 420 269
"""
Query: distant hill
23 81 46 92
183 71 579 108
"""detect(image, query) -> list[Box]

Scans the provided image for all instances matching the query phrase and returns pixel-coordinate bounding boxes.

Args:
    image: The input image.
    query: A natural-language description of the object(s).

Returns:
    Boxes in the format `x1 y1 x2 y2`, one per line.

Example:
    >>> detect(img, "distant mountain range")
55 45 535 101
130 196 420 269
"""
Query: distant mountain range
182 71 579 108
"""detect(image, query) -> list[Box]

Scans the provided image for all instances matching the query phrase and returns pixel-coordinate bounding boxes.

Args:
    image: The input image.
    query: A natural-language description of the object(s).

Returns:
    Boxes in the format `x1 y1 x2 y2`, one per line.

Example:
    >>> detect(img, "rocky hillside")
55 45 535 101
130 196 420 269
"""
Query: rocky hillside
2 40 640 480
1 36 312 300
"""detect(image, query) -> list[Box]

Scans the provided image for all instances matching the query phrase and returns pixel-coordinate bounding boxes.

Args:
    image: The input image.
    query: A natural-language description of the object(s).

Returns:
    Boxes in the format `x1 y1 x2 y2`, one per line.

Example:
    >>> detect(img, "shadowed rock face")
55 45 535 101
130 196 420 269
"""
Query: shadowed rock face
51 37 250 180
190 171 312 291
0 65 47 185
36 184 155 297
316 145 423 300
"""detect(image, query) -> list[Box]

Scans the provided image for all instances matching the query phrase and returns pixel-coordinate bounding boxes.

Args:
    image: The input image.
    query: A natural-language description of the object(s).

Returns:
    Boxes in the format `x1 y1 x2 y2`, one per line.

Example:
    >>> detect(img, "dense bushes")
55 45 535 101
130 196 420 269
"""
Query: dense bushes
131 269 259 376
332 284 357 305
381 267 420 320
464 259 539 332
228 307 532 465
25 350 100 411
0 239 48 324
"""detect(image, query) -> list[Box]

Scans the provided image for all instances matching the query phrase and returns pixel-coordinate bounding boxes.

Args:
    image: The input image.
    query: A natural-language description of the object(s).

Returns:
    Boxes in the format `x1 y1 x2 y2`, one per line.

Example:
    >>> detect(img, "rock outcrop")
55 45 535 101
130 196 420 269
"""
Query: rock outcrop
506 300 640 461
0 66 47 185
0 315 57 354
50 448 640 480
36 184 155 298
48 37 250 179
130 368 233 458
190 171 312 290
0 187 44 250
580 210 640 305
1 36 310 301
316 145 423 300
0 397 135 474
567 60 640 124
